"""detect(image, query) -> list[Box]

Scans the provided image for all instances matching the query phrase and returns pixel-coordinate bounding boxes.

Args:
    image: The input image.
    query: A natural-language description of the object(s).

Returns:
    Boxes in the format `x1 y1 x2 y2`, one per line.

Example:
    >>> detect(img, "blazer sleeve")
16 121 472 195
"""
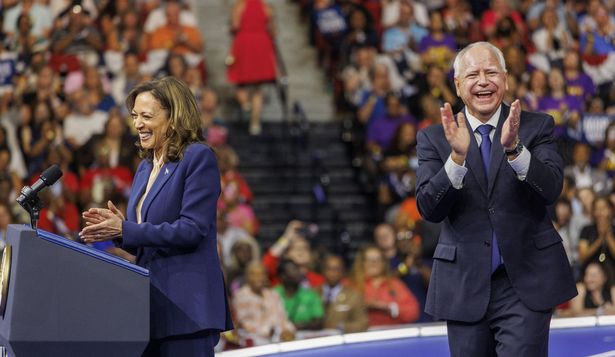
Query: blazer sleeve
415 128 462 222
122 146 220 249
523 114 564 205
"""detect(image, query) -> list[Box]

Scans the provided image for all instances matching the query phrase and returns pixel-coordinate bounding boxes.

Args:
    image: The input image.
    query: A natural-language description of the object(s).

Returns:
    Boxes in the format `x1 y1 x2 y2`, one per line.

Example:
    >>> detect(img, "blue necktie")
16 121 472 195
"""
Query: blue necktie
477 124 502 273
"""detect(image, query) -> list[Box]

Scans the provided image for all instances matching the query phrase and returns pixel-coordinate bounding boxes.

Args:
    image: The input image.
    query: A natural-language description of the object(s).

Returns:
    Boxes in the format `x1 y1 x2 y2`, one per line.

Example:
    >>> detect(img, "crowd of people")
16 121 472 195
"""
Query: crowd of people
0 0 214 238
1 0 615 353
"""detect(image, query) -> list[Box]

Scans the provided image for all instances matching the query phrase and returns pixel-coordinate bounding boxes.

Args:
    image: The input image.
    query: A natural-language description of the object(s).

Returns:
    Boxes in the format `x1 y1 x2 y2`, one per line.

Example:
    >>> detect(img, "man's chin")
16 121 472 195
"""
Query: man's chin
472 105 499 119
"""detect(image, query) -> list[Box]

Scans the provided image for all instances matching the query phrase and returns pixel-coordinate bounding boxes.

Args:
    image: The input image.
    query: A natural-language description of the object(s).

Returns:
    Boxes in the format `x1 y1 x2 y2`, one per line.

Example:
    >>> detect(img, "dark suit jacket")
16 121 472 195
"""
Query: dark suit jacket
122 143 233 338
416 104 577 322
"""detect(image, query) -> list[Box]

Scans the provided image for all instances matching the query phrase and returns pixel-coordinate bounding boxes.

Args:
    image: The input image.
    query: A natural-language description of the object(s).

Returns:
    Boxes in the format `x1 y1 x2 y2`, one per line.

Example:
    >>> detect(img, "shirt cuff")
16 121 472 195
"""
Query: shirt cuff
445 155 467 189
507 146 531 180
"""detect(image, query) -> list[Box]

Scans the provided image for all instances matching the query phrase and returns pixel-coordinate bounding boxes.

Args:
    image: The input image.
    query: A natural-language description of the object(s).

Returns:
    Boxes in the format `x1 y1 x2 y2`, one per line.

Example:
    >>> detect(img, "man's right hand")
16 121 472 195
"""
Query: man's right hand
441 102 470 165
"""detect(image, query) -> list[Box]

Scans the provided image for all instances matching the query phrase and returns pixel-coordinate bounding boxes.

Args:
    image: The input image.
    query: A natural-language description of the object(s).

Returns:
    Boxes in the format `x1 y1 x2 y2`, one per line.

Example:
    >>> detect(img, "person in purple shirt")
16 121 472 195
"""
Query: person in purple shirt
563 50 596 102
418 11 457 70
538 68 583 138
367 92 415 151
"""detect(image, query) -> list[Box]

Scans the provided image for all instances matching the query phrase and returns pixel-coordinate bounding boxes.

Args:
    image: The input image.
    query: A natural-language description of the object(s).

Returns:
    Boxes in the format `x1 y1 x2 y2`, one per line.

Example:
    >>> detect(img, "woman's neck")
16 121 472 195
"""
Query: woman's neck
564 69 578 78
368 276 385 285
154 145 167 163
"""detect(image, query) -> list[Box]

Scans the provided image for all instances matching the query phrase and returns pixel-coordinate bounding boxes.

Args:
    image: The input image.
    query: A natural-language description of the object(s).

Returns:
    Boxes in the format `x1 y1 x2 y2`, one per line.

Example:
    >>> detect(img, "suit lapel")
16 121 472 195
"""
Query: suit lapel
463 109 488 196
487 104 509 196
127 162 151 222
140 161 179 222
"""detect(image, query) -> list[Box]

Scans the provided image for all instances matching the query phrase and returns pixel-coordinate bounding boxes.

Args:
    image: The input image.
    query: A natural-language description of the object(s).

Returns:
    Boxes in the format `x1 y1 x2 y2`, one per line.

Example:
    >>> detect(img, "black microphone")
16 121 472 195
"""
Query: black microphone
17 165 63 206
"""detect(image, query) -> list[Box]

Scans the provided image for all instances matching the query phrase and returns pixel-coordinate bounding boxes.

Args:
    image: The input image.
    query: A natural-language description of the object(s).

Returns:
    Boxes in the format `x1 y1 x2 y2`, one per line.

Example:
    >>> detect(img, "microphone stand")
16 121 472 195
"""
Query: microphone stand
24 199 43 230
16 187 43 230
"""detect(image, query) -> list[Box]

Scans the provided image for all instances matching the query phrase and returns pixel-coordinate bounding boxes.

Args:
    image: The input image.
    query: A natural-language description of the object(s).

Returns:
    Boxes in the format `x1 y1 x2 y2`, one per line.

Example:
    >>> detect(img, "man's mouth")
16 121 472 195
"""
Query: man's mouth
475 90 494 99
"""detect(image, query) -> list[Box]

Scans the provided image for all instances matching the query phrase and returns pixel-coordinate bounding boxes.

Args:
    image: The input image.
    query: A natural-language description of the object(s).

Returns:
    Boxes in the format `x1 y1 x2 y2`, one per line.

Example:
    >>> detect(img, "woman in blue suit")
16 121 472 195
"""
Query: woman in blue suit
79 76 233 357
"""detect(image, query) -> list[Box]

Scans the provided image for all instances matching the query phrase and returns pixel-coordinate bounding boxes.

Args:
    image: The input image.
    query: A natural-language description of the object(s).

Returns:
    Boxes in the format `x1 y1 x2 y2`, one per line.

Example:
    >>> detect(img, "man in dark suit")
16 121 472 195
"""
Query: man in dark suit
416 41 577 356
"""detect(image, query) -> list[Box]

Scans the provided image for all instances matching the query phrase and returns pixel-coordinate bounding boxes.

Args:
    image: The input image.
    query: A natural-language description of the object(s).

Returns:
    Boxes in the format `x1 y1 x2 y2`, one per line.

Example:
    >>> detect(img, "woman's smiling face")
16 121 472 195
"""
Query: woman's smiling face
131 91 170 156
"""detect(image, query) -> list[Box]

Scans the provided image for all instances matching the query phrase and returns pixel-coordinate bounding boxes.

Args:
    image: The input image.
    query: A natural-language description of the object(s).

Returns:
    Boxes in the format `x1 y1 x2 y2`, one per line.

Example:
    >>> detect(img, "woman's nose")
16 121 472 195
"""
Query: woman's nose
133 117 143 129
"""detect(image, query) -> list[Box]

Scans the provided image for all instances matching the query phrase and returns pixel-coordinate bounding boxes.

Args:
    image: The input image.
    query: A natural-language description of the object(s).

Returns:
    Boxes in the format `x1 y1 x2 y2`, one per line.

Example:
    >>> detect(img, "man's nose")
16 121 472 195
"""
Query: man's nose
477 71 488 85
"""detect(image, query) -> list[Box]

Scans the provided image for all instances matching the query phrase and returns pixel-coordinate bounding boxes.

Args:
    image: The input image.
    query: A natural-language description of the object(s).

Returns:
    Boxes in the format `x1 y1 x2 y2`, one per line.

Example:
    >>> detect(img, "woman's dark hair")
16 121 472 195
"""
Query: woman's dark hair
125 77 204 162
389 121 416 152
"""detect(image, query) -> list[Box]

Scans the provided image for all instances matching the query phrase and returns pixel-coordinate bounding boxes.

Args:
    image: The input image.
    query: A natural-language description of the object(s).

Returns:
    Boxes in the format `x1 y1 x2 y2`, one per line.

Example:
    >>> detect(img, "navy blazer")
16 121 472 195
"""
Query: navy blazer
122 143 233 339
416 104 577 322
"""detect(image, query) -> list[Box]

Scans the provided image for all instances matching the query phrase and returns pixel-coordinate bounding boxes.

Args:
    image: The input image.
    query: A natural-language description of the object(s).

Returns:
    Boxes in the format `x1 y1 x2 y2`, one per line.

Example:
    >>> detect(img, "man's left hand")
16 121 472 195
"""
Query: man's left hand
501 99 521 150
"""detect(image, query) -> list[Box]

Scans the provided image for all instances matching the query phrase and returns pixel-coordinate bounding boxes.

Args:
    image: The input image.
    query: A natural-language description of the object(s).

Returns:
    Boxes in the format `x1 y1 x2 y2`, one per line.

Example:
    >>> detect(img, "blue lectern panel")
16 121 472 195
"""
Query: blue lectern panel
36 228 149 276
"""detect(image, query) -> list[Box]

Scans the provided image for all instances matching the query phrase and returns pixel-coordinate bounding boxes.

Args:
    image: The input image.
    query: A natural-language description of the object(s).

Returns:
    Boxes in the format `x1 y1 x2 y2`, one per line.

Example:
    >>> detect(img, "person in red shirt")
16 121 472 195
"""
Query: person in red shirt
351 245 419 327
37 189 79 239
263 220 325 288
79 141 132 208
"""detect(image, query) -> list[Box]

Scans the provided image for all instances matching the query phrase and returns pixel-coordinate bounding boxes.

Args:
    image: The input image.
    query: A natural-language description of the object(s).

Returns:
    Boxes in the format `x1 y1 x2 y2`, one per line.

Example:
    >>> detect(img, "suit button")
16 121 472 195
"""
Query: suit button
489 208 495 215
484 241 491 247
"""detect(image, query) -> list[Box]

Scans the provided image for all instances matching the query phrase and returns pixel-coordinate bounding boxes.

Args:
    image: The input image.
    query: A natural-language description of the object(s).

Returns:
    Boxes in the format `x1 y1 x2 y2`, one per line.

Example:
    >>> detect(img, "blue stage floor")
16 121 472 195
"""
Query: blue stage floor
218 317 615 357
273 326 615 357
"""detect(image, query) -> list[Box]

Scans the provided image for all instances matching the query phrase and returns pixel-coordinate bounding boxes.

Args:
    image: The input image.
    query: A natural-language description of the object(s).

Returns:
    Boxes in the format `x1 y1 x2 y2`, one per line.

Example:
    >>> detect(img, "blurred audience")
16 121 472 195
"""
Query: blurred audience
274 259 324 330
233 262 295 344
263 220 325 288
318 254 369 333
227 236 261 296
568 262 615 316
578 196 615 274
351 245 419 327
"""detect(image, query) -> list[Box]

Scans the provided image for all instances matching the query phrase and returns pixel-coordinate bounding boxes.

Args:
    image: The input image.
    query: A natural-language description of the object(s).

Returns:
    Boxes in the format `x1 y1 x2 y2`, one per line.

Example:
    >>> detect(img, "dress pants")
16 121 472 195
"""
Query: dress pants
142 330 220 357
446 267 552 357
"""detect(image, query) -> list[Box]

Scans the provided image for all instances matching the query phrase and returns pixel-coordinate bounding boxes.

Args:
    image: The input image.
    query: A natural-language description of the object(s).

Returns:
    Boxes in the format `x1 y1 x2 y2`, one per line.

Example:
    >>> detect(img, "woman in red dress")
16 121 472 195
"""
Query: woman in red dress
227 0 277 135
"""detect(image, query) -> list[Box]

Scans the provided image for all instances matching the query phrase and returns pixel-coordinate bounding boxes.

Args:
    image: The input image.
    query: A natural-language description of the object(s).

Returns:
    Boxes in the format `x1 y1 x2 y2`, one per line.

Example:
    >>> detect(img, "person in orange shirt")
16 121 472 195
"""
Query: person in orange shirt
148 2 204 56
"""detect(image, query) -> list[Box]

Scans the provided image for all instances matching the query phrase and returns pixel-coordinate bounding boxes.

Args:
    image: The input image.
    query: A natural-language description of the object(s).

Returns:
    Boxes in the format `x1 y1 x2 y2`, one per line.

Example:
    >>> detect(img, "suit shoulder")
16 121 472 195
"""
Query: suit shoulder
417 124 444 146
418 123 444 138
184 142 215 157
181 143 217 166
521 110 553 124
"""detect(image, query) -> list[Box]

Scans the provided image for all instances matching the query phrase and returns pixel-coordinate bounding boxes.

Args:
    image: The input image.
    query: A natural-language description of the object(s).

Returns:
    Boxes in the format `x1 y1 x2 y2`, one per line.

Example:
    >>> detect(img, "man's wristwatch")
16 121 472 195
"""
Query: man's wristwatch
504 140 524 157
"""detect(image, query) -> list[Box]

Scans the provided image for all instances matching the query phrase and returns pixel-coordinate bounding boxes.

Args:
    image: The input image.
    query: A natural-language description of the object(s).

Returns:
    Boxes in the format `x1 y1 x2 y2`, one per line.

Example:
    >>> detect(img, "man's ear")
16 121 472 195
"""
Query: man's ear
454 77 461 97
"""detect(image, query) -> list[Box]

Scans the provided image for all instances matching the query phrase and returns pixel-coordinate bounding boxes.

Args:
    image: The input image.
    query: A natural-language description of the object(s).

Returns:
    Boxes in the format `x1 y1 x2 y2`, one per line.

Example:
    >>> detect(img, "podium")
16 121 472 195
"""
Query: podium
0 225 150 357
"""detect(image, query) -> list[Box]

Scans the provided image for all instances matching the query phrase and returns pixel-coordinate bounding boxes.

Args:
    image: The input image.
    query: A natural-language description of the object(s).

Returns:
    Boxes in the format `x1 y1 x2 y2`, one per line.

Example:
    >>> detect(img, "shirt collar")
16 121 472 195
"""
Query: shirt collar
465 105 502 133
